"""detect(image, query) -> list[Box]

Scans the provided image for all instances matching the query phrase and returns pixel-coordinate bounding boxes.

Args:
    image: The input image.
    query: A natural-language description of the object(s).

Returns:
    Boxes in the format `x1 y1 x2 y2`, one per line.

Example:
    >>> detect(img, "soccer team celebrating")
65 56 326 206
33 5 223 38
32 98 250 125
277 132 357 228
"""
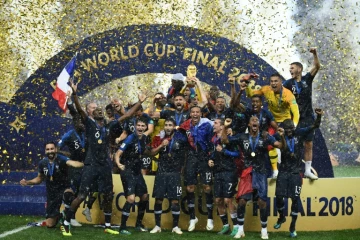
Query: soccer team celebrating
20 48 323 238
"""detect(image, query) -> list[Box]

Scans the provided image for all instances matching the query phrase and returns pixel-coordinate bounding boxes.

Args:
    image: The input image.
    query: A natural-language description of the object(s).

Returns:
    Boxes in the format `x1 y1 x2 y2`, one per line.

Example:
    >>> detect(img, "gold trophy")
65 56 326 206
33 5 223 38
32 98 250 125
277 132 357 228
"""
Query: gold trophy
186 64 197 87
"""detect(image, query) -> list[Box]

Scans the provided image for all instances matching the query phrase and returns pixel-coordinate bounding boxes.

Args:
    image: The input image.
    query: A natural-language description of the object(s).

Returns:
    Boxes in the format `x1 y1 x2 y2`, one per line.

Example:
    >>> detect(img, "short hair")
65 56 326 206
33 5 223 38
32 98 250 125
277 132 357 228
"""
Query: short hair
282 119 295 129
154 92 165 97
270 72 282 79
216 96 226 103
164 118 176 125
290 62 303 71
105 104 113 111
44 141 56 148
135 116 147 125
249 115 259 123
174 93 185 99
214 118 225 125
190 105 201 112
251 94 263 101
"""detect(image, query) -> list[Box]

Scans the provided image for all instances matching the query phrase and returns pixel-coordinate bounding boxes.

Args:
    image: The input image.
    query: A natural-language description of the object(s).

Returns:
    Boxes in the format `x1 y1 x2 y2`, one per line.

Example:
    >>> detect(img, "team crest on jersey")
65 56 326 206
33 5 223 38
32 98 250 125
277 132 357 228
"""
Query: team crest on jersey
236 113 244 118
243 141 250 150
186 130 191 138
43 168 48 175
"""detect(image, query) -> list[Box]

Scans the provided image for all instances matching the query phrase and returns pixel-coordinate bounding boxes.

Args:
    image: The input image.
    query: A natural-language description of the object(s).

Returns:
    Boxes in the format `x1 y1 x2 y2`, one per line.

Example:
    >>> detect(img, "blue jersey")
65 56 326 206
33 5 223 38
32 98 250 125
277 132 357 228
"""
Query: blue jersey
119 133 148 174
209 134 240 173
283 72 314 119
151 131 188 173
58 129 86 162
274 126 313 173
38 154 70 190
124 113 154 134
84 117 110 166
236 133 276 174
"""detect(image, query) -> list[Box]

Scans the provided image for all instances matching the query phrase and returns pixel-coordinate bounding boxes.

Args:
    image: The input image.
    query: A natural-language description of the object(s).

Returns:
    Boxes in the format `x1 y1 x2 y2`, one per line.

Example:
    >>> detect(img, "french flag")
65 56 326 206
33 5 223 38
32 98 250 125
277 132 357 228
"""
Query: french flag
52 55 76 112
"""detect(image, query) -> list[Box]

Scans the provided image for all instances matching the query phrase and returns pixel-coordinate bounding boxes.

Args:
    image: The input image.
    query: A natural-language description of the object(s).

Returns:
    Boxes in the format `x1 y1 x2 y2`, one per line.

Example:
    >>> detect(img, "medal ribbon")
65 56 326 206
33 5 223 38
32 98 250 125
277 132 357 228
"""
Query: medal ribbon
138 137 142 156
175 111 183 126
294 80 302 95
249 133 260 154
168 136 175 155
285 136 295 154
253 111 263 127
47 161 55 179
190 122 199 147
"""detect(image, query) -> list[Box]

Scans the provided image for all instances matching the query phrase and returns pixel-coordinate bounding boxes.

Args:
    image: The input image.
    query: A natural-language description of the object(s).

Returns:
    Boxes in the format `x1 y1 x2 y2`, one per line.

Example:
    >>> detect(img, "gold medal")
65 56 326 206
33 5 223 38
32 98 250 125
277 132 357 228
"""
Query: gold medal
98 139 102 144
251 152 256 157
82 149 85 152
50 176 53 181
168 153 172 157
291 153 294 157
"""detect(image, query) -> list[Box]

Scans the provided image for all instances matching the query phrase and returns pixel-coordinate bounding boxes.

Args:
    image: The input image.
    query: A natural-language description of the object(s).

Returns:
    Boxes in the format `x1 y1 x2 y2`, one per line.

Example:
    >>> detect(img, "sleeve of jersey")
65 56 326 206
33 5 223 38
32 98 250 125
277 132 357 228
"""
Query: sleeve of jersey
38 161 44 174
305 72 315 84
282 80 292 91
58 131 72 149
227 134 242 144
224 149 240 157
119 135 133 151
58 154 70 162
67 103 78 117
266 135 277 146
289 96 300 126
143 113 154 125
295 126 313 137
160 110 167 119
266 110 275 122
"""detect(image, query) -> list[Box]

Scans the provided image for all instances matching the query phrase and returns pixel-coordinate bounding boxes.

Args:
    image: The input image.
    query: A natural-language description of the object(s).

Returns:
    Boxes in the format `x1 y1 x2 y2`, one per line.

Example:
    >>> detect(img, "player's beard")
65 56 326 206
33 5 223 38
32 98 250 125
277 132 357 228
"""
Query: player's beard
46 152 56 160
165 130 173 136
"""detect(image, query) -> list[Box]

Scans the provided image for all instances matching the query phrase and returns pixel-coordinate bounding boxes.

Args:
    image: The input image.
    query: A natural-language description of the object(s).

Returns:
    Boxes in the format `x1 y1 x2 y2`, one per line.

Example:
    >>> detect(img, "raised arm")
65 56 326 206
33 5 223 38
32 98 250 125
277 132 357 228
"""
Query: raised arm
275 128 285 149
289 94 300 127
118 92 148 123
70 81 87 121
193 77 208 107
148 96 161 119
309 48 320 77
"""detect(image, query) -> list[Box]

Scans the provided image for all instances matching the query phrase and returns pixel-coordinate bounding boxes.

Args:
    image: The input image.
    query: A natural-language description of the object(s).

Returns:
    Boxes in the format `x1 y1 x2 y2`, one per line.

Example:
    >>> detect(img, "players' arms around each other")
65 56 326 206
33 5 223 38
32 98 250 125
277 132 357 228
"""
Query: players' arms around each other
20 160 83 186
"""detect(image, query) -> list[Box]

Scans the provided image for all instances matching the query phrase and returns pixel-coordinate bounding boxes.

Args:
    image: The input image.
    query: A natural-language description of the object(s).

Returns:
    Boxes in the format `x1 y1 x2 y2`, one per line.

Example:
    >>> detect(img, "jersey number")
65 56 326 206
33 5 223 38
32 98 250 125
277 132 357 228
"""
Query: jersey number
142 157 151 165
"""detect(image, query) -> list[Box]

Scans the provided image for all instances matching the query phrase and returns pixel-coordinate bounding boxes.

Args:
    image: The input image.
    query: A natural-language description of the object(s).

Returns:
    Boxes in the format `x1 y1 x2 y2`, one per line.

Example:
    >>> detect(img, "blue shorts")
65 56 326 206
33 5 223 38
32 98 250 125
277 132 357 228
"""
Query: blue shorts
298 116 315 142
251 171 268 201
